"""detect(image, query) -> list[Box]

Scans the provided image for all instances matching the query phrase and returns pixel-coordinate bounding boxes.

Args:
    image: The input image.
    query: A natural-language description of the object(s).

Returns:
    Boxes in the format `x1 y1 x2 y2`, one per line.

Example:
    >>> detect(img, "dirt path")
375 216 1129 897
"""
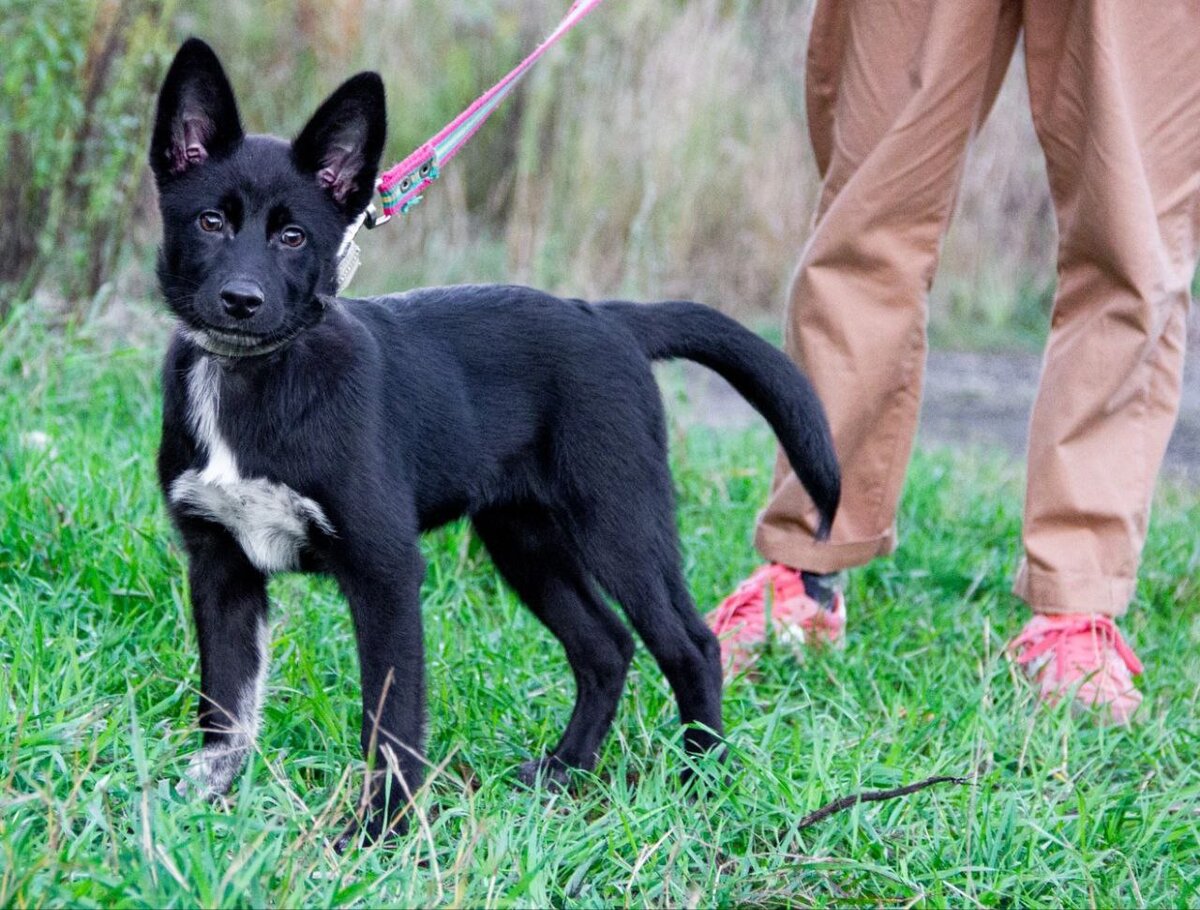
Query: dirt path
671 314 1200 484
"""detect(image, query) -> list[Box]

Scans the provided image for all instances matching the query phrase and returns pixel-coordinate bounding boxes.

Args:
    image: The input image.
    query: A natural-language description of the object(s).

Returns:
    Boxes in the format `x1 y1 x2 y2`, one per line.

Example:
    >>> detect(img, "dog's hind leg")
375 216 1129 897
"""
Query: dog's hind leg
472 503 635 786
179 525 270 798
570 486 725 768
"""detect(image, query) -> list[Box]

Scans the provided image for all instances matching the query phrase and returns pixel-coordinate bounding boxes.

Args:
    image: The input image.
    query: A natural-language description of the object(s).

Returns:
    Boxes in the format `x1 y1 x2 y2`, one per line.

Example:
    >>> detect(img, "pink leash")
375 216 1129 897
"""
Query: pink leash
373 0 606 223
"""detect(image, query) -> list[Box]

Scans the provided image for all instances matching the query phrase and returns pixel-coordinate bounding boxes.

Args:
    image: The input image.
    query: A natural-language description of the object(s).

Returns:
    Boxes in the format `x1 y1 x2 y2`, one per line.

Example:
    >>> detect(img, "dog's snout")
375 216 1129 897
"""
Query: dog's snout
220 280 265 319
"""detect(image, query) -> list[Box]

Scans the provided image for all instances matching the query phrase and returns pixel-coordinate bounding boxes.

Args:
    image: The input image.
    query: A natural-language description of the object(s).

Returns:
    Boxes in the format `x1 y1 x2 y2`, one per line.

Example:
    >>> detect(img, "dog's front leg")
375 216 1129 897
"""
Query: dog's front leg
333 537 427 846
178 527 270 799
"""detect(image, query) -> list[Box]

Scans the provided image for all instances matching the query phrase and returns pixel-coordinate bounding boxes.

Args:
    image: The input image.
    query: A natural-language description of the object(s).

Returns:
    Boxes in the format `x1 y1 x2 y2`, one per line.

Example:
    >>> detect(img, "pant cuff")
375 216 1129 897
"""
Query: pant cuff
753 521 896 574
1012 559 1135 618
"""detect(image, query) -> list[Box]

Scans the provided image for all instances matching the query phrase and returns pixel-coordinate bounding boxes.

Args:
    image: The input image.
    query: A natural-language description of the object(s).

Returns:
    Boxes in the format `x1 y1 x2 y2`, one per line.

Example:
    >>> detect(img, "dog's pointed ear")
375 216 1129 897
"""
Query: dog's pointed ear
150 38 243 184
292 72 387 217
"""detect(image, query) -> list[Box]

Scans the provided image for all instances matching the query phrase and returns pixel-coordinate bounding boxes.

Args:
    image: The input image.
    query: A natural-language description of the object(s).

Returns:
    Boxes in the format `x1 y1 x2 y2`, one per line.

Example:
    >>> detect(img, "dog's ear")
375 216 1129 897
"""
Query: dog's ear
150 38 243 184
292 72 387 217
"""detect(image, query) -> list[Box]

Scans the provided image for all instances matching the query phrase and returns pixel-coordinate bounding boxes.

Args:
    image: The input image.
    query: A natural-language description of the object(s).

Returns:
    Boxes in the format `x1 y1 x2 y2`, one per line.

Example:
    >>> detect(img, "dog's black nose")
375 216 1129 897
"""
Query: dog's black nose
220 280 264 319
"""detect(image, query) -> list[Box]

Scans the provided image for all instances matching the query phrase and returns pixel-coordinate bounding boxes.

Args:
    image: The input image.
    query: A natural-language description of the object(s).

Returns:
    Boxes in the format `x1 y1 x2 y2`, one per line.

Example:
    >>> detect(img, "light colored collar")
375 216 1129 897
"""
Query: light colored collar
183 326 299 360
181 297 337 360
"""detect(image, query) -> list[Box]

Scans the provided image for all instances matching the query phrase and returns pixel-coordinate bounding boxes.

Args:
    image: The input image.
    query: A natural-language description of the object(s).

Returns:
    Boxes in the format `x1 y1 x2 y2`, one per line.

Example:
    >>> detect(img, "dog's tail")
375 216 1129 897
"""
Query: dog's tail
601 300 840 538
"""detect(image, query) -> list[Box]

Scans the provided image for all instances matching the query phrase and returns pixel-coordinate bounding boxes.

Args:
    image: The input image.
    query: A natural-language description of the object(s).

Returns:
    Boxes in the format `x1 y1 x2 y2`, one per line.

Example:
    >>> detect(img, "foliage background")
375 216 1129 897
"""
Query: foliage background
2 0 1063 346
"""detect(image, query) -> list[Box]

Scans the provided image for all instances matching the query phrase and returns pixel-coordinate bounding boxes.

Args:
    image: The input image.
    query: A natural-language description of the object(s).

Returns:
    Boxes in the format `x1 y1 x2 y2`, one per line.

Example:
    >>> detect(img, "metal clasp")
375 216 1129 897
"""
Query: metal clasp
364 202 390 230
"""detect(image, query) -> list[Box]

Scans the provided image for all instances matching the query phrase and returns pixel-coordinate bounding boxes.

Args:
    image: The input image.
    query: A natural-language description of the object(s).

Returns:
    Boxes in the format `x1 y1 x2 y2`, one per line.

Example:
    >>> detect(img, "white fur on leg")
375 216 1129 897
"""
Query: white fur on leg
179 617 270 798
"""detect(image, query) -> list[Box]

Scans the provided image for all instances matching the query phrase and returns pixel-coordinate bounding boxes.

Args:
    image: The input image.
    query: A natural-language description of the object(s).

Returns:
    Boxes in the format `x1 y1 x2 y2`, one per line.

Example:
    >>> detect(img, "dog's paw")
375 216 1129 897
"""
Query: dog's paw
516 756 573 788
176 745 244 800
333 810 408 853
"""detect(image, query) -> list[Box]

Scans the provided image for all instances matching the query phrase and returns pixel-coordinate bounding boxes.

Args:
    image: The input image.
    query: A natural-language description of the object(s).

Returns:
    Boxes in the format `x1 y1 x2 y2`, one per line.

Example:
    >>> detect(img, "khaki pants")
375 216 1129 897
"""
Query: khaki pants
756 0 1200 616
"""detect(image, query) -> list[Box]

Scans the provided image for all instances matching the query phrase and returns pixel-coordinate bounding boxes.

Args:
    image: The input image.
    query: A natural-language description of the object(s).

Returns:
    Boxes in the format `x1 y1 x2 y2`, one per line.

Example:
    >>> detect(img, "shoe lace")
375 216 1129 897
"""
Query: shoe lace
1010 615 1144 677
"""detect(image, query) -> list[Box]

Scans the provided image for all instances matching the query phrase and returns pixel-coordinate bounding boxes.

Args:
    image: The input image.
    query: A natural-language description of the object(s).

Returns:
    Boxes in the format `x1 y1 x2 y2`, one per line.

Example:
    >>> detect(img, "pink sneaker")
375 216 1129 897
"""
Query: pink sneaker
1008 614 1144 725
706 564 847 676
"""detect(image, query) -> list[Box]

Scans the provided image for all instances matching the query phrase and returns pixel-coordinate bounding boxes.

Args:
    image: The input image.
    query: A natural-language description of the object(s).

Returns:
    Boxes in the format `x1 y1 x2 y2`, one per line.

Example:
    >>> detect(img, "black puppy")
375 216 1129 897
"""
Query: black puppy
151 38 839 842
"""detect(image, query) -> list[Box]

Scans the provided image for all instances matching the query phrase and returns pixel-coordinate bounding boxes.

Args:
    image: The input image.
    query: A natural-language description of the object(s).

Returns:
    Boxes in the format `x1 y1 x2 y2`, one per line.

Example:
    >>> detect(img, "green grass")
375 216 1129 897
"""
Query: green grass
2 317 1199 907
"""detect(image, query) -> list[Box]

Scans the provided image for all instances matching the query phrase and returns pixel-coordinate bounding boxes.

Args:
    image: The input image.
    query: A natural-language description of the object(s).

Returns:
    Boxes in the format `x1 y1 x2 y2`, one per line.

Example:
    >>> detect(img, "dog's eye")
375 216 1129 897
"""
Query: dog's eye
198 211 225 233
279 226 306 249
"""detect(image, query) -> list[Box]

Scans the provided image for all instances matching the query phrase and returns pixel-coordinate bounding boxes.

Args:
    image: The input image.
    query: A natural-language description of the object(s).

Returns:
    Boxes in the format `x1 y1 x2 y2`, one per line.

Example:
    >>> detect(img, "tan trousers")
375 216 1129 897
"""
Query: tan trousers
755 0 1200 616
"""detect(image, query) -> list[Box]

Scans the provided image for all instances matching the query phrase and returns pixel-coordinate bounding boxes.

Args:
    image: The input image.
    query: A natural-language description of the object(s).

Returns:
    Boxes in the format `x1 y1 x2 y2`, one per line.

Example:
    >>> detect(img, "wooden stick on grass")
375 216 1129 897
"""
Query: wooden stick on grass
797 775 969 830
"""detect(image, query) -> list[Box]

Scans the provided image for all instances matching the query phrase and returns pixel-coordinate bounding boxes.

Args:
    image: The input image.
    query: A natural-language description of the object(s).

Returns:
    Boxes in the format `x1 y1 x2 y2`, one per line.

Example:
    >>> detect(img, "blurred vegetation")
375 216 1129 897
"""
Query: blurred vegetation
171 0 831 314
8 0 1168 349
0 0 175 320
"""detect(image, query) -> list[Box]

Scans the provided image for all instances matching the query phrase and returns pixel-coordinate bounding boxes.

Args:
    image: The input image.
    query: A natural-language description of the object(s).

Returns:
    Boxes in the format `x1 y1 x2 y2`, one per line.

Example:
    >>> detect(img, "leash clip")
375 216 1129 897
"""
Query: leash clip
335 206 375 293
364 202 390 230
334 198 400 292
369 0 607 223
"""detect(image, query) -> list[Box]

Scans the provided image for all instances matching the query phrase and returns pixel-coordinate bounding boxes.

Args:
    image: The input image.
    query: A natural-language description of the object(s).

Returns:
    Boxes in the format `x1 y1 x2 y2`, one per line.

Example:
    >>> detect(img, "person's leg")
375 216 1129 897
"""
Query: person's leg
1010 0 1200 721
710 0 1021 673
754 0 1021 572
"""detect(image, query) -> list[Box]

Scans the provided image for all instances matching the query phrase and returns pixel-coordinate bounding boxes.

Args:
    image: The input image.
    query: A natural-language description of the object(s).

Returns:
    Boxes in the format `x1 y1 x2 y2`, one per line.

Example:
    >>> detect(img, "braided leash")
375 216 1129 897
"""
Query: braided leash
375 0 605 221
336 0 605 292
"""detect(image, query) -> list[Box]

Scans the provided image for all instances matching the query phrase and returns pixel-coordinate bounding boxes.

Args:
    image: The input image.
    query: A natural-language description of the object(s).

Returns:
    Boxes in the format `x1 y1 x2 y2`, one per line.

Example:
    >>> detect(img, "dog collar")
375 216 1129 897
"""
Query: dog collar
183 297 336 360
184 326 303 359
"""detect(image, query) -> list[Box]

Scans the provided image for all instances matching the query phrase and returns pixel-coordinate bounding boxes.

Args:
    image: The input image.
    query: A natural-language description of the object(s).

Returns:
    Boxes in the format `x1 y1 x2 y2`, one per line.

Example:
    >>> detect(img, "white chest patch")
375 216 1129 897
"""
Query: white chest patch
170 358 333 573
